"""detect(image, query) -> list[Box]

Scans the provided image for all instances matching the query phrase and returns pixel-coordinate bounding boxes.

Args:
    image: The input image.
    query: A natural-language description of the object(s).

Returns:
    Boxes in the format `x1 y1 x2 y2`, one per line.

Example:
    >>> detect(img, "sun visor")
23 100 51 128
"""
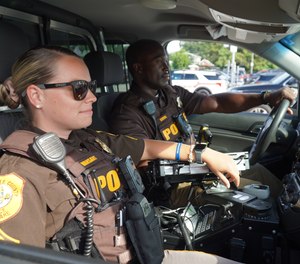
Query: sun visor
279 0 300 22
207 9 300 43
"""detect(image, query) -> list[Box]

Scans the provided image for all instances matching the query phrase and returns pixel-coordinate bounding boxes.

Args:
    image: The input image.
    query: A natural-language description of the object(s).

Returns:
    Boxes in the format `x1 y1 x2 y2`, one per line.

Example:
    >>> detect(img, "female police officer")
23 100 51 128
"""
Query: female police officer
0 46 240 264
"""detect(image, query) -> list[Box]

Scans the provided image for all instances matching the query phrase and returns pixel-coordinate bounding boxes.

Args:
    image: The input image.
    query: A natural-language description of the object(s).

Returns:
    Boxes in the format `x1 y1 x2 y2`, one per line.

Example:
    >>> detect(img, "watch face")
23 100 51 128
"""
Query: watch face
195 143 207 151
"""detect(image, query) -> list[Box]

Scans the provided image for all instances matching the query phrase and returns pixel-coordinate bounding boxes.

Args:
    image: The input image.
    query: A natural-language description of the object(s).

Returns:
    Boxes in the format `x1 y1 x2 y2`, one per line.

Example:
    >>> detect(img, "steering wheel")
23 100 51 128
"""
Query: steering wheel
249 99 290 165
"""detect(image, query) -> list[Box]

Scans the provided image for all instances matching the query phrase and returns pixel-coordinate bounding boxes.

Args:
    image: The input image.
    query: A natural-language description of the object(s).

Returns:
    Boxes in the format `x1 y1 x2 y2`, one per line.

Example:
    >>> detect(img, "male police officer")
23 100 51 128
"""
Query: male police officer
109 39 296 207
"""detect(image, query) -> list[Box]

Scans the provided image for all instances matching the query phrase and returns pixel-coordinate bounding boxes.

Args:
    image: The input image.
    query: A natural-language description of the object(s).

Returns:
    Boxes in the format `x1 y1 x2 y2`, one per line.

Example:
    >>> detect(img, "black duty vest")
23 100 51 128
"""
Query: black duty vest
144 90 193 143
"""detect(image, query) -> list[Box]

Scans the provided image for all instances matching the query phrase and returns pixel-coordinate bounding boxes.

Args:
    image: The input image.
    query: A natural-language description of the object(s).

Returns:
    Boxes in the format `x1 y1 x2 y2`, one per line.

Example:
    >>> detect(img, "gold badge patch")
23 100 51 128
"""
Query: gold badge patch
0 173 25 224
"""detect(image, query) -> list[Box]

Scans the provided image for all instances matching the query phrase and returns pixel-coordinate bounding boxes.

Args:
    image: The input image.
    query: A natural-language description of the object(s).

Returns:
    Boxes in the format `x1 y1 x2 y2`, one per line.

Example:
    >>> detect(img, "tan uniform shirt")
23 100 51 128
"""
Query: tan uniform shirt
0 129 144 251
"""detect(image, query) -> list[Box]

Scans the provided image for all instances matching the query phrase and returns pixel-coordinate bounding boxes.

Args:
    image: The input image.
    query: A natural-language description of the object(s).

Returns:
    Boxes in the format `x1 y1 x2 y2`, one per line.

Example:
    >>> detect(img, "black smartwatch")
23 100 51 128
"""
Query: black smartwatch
194 143 207 163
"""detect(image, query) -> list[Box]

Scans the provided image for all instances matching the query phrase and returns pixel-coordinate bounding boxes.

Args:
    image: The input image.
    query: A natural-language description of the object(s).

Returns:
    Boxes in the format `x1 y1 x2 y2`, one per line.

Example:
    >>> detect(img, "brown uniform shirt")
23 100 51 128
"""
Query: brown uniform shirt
109 83 206 208
109 83 205 140
0 129 144 248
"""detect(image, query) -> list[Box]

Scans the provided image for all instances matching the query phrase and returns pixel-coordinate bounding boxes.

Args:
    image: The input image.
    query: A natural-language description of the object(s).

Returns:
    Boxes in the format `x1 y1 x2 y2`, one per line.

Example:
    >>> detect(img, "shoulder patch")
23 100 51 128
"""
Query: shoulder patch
0 173 25 224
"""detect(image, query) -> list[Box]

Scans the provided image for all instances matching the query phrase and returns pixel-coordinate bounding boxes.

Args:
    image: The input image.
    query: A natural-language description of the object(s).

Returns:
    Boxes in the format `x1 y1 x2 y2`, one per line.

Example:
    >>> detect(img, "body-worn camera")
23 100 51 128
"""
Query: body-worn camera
117 155 145 194
174 113 194 142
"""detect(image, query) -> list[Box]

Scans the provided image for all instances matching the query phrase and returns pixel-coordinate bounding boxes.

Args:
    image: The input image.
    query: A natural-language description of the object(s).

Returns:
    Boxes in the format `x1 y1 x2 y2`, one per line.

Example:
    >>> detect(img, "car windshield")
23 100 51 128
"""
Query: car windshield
281 31 300 57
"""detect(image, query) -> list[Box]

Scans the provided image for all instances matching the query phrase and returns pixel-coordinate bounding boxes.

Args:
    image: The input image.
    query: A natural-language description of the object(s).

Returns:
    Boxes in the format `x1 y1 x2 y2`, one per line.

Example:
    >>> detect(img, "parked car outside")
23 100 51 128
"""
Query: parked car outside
170 70 229 95
229 71 298 113
249 69 286 84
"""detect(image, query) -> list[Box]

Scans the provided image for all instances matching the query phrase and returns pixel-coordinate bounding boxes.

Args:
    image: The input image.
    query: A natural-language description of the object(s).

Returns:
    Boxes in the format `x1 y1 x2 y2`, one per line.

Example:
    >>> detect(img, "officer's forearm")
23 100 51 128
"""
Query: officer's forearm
141 139 194 162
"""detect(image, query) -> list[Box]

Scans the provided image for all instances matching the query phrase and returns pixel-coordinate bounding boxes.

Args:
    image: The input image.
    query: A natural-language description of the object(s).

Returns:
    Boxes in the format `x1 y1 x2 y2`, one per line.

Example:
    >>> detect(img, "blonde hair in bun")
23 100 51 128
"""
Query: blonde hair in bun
0 77 20 109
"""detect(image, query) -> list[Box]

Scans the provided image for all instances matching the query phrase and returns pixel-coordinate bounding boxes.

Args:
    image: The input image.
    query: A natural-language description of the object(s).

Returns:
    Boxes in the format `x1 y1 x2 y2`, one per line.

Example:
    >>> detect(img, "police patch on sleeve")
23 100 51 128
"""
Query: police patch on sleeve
0 173 25 224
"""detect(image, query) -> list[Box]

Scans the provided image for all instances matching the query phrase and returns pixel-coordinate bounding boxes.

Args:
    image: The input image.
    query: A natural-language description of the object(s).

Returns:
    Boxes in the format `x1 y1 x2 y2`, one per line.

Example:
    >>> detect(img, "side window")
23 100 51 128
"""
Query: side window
185 74 198 80
0 8 94 61
49 28 91 57
106 42 130 92
167 40 280 88
167 40 298 115
1 17 40 48
204 74 219 81
0 9 96 108
171 73 184 80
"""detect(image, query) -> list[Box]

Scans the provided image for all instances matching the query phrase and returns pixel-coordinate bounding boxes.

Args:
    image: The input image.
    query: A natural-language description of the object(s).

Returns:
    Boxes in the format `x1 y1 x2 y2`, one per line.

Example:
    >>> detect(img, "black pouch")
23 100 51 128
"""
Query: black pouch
46 218 102 259
125 193 164 264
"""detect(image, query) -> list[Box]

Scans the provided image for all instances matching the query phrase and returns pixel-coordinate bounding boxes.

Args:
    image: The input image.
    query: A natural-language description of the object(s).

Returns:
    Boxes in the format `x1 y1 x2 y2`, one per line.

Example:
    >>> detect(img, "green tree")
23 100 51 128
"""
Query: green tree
169 49 191 70
180 41 277 72
235 49 277 72
182 41 230 69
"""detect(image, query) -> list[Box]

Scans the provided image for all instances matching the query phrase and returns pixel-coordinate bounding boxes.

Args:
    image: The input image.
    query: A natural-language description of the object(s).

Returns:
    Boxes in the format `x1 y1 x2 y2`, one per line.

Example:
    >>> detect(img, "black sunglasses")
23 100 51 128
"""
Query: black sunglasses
35 80 97 100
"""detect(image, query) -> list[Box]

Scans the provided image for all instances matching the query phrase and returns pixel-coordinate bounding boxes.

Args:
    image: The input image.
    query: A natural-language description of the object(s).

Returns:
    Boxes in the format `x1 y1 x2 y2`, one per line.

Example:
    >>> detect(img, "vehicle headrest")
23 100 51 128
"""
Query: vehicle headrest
84 51 124 86
0 21 30 82
0 110 28 144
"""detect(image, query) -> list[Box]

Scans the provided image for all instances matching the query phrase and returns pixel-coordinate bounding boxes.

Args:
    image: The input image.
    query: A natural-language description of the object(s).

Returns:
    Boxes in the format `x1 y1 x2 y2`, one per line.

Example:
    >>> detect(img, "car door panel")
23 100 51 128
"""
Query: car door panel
188 112 267 153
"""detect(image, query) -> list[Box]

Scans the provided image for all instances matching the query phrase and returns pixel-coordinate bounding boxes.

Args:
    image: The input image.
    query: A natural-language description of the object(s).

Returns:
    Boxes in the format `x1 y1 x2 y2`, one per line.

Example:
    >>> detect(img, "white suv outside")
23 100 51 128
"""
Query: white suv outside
170 70 229 95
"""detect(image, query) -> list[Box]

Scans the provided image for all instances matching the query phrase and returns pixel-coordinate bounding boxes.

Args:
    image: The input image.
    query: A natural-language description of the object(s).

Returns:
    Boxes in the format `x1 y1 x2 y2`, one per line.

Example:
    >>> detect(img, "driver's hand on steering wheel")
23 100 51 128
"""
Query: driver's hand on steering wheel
263 87 297 114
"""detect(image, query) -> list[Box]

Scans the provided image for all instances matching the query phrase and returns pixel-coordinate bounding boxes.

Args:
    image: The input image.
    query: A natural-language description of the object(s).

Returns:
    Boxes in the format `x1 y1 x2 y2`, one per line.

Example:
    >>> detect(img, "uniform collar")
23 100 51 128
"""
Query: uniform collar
130 81 174 107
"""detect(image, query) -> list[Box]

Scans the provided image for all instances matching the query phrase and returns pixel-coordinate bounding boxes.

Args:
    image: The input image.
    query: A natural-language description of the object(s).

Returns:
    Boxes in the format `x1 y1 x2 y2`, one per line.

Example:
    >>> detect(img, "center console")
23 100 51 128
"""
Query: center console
278 170 300 248
147 153 283 263
159 188 280 263
145 146 300 263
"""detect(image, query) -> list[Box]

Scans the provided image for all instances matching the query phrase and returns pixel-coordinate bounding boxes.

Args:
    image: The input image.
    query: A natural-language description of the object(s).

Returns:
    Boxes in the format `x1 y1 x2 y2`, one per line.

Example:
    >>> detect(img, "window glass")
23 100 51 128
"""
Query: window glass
105 42 130 92
3 17 40 48
256 75 277 83
49 27 99 91
185 74 198 80
204 75 219 81
281 32 300 57
49 29 91 57
167 40 298 115
171 73 184 80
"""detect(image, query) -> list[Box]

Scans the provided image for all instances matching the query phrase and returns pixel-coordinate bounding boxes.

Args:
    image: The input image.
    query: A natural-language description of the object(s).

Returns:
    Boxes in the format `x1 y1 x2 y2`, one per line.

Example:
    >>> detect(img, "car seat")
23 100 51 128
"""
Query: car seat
0 20 30 143
84 51 124 131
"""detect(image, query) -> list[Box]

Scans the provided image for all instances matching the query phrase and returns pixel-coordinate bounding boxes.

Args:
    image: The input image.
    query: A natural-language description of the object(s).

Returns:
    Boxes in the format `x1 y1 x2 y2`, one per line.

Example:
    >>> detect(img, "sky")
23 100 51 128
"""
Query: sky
167 40 181 53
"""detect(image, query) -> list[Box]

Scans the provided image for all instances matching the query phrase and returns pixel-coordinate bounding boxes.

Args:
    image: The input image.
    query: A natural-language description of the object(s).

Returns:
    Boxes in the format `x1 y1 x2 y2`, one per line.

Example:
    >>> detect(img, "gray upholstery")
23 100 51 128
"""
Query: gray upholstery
0 21 30 82
91 93 120 131
84 51 124 87
0 110 29 143
84 51 125 131
0 21 30 143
